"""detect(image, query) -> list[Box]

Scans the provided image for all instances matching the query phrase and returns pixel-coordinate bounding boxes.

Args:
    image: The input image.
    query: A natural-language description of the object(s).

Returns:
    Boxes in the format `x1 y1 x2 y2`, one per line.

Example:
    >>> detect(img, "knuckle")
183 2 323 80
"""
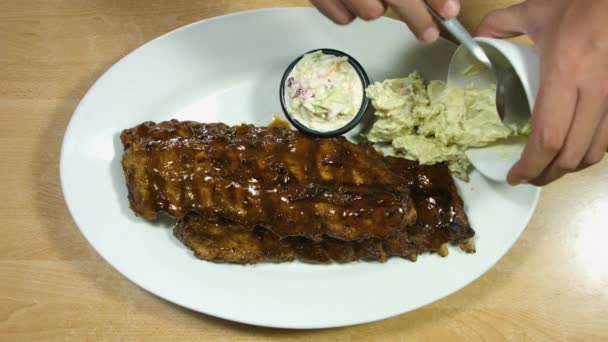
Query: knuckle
530 178 548 187
482 10 503 28
337 17 354 25
361 4 384 20
600 80 608 98
584 150 605 165
556 155 579 171
358 12 375 21
512 163 537 182
584 36 608 56
334 14 354 25
538 127 565 153
556 50 582 75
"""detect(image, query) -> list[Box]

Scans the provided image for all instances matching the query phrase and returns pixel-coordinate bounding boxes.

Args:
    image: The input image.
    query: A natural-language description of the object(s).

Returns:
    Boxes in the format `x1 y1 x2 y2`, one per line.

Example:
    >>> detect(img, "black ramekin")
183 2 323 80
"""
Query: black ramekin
279 48 370 137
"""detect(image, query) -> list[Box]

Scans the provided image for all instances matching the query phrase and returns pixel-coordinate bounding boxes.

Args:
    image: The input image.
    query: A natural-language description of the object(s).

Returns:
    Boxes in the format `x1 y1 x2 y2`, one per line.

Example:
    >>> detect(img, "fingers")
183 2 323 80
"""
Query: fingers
584 111 608 165
530 92 606 186
312 0 460 43
555 87 606 169
310 0 355 25
475 3 527 38
507 68 578 185
387 0 439 43
425 0 460 18
341 0 387 21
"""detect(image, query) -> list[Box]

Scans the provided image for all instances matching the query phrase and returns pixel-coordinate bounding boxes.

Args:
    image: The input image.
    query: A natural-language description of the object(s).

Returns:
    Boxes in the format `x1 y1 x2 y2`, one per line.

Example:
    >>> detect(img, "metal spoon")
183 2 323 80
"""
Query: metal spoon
424 4 530 122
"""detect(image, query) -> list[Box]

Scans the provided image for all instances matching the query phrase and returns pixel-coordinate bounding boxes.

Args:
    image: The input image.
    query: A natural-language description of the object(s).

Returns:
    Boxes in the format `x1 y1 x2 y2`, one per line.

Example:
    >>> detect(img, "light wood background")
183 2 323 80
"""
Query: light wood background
1 0 607 340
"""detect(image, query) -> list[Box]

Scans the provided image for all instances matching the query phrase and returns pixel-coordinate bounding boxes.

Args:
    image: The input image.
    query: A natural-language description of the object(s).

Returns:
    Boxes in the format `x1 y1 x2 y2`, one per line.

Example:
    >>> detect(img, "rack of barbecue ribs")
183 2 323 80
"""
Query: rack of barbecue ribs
121 120 475 264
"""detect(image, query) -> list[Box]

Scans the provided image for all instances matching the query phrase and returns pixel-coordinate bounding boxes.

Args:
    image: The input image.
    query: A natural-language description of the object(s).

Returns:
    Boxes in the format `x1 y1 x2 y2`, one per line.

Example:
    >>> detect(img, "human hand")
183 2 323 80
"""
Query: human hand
476 0 608 186
310 0 460 43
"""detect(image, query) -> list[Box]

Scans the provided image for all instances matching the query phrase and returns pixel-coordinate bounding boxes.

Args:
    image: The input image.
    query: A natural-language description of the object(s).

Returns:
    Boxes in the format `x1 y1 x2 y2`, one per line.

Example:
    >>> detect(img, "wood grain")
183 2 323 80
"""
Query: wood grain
1 0 607 340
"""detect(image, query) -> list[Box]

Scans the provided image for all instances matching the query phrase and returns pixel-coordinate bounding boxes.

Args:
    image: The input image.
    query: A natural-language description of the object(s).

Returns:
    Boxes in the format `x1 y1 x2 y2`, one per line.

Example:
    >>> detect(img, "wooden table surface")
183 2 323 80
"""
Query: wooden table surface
2 0 607 340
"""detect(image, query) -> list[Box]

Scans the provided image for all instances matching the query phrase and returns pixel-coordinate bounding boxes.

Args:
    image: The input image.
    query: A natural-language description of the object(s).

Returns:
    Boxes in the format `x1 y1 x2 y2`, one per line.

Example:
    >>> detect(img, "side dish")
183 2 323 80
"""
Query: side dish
366 71 531 179
280 50 369 135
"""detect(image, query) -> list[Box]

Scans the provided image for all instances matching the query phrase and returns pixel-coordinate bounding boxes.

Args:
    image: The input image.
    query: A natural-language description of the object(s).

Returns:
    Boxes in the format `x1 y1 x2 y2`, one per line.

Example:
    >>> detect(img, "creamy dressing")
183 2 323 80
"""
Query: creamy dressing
284 51 364 132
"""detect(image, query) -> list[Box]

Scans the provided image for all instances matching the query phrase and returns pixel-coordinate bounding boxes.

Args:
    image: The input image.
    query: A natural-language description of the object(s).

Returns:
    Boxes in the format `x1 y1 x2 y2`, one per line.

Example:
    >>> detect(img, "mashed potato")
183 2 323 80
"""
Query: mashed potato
366 71 530 179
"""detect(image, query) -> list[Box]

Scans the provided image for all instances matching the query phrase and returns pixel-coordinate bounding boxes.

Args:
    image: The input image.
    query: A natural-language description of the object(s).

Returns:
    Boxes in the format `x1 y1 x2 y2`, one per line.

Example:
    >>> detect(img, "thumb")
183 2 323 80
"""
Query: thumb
475 4 528 39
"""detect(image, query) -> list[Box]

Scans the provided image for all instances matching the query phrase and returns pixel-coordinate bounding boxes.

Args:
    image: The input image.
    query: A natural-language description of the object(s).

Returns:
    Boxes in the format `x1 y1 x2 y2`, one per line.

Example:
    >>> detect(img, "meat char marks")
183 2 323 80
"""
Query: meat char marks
121 120 416 242
173 156 475 263
121 120 475 263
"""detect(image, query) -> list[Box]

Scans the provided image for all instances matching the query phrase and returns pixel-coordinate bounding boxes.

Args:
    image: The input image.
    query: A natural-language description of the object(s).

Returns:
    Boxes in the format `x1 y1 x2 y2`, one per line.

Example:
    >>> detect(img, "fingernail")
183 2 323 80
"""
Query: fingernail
507 176 521 186
443 0 460 18
508 179 528 186
422 27 439 43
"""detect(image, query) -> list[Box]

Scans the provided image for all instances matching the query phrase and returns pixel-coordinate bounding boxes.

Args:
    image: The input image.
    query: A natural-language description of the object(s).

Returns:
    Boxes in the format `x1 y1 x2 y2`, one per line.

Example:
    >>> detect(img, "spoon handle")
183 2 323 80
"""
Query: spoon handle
424 2 493 69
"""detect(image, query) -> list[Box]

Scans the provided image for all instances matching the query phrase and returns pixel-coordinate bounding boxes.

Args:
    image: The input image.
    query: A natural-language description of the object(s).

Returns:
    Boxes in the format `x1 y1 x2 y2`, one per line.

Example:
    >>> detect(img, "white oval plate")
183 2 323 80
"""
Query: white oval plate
60 8 540 329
